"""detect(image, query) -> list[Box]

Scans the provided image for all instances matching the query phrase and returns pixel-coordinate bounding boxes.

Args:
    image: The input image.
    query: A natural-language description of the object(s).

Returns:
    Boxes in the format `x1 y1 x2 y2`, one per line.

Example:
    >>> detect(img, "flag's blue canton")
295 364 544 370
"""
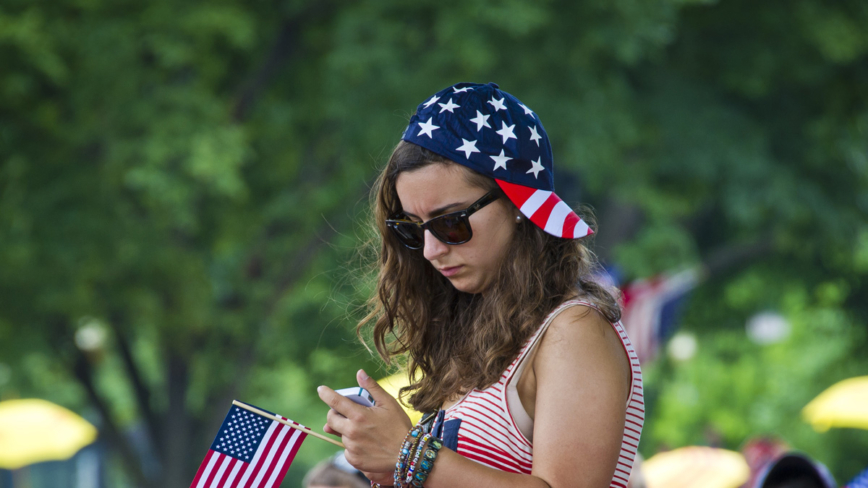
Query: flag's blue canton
848 467 868 488
209 405 272 462
402 82 555 192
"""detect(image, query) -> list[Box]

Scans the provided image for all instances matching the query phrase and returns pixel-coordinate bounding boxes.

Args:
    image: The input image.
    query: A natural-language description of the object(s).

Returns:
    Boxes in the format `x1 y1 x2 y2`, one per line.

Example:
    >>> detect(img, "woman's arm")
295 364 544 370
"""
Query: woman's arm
318 306 631 487
319 375 549 488
527 305 632 487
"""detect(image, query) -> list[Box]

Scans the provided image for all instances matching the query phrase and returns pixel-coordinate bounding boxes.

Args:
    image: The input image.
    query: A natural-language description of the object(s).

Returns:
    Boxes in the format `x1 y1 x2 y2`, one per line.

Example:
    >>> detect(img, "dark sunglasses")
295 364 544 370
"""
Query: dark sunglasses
386 191 501 249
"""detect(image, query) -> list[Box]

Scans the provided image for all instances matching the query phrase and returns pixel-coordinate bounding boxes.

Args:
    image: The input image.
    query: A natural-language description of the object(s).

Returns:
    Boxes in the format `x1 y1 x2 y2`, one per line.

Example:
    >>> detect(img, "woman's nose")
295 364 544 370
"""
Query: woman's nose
422 230 448 261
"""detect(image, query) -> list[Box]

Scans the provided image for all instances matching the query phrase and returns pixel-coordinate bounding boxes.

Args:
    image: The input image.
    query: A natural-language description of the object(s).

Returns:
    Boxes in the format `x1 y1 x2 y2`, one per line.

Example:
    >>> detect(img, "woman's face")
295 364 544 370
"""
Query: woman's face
395 163 518 294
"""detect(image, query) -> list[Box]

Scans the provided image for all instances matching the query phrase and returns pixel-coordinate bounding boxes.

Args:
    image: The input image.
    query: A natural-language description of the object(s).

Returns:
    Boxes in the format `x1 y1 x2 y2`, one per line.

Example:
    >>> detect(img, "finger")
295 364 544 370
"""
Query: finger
323 423 342 437
318 385 363 418
326 408 350 435
363 471 393 486
356 369 398 407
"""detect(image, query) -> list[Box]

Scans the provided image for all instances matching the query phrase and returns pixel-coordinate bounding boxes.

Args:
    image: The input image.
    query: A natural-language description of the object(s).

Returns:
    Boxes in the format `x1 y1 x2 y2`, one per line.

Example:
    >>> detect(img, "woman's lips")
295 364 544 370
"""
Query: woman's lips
439 265 463 277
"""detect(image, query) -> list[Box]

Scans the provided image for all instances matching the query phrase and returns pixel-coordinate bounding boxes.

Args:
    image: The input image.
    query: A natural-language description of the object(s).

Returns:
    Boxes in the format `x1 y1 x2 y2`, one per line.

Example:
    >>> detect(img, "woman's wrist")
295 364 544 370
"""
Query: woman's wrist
393 425 425 487
408 435 441 487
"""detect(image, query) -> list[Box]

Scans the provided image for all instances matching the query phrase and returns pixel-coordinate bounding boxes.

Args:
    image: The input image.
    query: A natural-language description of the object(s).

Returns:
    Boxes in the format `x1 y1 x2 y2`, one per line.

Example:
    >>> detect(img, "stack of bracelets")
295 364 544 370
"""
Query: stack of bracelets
377 423 442 487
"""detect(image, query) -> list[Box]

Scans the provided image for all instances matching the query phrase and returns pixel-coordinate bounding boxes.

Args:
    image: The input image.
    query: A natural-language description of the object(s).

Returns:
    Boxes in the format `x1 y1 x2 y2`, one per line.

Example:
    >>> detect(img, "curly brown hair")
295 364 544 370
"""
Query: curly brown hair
358 140 621 413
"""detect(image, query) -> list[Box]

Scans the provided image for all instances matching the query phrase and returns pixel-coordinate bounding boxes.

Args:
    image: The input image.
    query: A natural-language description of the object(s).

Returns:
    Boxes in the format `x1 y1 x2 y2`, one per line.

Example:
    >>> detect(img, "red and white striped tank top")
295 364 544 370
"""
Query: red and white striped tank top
439 300 644 487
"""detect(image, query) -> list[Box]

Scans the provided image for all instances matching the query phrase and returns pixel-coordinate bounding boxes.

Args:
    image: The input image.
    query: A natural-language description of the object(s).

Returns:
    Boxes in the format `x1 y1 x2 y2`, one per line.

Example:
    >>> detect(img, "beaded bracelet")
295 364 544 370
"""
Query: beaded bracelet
403 433 433 485
394 426 423 487
406 436 425 483
409 437 442 487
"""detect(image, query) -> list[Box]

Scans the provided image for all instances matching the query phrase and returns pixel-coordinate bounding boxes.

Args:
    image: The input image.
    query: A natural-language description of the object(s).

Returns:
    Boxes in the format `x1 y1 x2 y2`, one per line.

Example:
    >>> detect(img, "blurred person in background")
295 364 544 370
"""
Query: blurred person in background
753 453 836 488
304 451 370 488
742 436 790 488
316 82 644 487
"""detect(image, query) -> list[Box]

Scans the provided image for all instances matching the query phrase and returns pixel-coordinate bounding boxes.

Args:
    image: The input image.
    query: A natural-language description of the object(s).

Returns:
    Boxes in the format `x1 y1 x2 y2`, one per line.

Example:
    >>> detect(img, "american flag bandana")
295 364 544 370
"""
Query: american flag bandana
401 82 592 239
190 403 306 488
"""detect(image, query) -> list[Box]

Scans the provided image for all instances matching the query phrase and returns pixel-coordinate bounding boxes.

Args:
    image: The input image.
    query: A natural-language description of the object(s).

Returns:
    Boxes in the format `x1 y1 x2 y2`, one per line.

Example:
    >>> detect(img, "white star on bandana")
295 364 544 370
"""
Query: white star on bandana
527 157 545 178
456 139 480 159
529 125 542 146
496 122 517 144
438 98 460 113
488 97 506 111
470 111 491 132
417 118 439 138
401 83 592 240
490 149 512 171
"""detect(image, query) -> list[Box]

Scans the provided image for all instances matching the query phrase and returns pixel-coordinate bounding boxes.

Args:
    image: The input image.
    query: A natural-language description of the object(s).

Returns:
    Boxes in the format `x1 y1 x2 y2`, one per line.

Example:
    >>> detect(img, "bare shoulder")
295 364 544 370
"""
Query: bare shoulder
546 304 618 343
538 304 623 355
534 304 631 398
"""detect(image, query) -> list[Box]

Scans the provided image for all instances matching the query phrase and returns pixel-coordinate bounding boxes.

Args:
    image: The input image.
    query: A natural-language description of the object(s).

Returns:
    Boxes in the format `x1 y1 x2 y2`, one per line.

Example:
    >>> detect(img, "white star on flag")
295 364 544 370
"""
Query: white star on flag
470 111 491 132
423 95 440 108
518 102 534 116
456 139 480 159
496 122 517 144
417 118 439 138
529 125 542 146
488 97 506 111
438 98 460 113
453 86 472 93
490 150 512 171
527 157 545 178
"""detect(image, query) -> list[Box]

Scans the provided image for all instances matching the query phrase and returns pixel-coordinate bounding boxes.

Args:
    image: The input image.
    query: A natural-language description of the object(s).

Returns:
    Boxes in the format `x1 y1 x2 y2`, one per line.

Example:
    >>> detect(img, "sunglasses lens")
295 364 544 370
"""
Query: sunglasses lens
429 215 471 244
389 222 424 249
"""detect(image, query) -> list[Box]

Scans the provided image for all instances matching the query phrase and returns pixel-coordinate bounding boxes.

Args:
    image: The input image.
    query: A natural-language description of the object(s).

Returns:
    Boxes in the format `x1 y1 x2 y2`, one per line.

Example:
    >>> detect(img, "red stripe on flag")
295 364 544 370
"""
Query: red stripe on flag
216 457 239 487
190 450 215 487
496 179 537 208
228 459 246 488
240 423 282 488
259 425 292 485
274 431 307 484
202 453 222 487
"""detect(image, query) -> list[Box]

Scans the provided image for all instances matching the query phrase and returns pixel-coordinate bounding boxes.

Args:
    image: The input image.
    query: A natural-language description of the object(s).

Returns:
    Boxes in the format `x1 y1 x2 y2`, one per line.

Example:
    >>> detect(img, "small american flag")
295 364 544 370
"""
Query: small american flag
190 403 307 488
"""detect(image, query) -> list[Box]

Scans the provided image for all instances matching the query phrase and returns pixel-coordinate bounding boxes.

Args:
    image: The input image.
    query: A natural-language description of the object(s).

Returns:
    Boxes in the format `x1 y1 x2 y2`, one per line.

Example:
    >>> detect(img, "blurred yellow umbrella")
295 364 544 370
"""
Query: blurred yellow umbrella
643 446 749 488
378 372 423 424
0 399 98 469
802 375 868 432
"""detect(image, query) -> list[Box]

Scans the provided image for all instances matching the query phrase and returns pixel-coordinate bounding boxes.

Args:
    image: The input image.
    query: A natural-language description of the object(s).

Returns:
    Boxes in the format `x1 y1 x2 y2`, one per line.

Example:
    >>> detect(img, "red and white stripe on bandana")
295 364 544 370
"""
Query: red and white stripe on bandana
497 179 593 239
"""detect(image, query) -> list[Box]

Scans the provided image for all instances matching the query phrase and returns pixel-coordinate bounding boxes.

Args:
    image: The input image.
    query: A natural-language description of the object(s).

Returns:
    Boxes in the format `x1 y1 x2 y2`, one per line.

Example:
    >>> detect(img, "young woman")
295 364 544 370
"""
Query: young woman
317 83 644 487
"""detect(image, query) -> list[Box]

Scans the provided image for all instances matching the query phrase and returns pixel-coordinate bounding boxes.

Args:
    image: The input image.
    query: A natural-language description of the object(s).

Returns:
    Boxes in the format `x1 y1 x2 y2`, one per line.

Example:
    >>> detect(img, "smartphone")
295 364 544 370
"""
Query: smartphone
335 387 375 407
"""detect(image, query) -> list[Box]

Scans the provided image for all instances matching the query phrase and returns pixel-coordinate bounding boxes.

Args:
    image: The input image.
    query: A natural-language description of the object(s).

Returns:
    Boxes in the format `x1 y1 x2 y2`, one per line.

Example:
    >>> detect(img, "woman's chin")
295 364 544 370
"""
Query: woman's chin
448 276 485 295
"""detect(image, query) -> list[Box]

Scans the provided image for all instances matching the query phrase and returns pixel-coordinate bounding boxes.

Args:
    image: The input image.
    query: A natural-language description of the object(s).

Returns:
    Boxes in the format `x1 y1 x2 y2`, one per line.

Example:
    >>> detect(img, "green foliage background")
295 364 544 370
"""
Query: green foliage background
0 0 866 485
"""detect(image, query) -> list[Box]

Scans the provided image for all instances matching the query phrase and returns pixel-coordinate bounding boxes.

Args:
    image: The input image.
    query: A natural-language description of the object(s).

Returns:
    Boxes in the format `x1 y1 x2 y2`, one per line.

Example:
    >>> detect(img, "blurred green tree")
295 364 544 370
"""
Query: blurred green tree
0 0 866 485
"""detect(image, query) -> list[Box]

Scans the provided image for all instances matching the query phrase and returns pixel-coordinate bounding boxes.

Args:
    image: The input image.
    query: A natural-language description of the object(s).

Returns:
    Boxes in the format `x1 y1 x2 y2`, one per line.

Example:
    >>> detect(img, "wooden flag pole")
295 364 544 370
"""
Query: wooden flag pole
232 400 345 449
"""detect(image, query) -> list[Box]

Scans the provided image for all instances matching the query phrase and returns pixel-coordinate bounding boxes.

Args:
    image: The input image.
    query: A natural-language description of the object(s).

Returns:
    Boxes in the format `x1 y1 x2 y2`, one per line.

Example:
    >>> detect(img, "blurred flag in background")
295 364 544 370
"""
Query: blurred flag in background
620 267 704 363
